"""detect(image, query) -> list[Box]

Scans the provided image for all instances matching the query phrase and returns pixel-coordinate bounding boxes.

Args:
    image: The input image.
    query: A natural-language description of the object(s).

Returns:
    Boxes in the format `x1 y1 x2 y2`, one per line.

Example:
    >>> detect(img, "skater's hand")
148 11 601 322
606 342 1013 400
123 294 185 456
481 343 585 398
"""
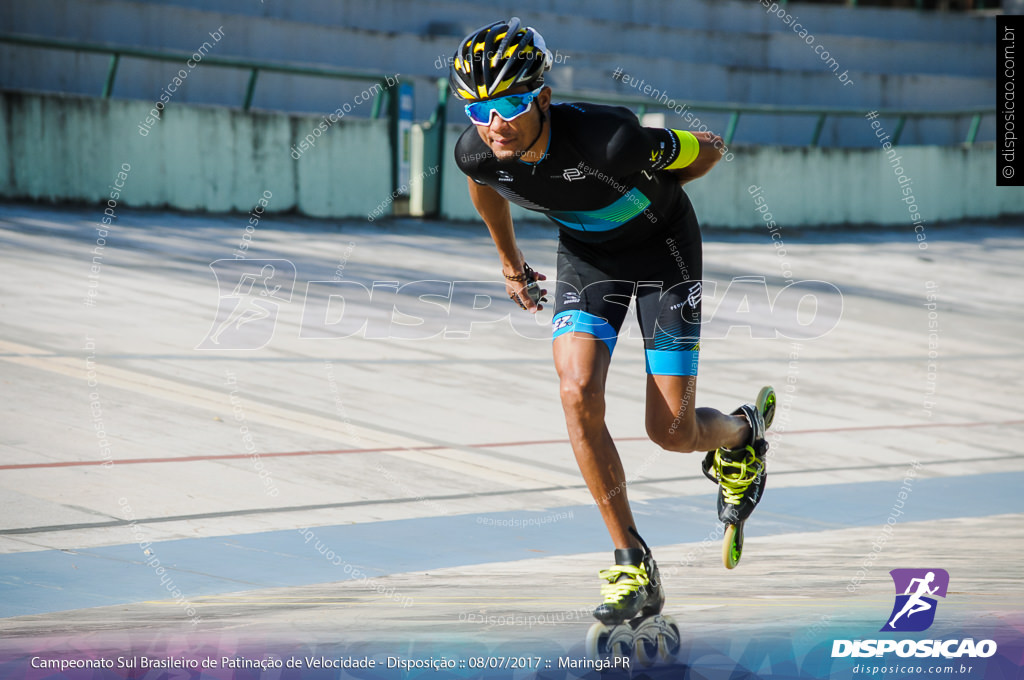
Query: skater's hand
672 131 725 185
504 263 548 314
691 130 723 147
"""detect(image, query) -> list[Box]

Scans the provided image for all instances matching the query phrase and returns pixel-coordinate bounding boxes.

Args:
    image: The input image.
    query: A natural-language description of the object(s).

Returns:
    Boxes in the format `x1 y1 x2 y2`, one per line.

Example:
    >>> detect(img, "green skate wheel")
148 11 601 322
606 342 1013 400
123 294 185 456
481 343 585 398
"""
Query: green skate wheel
757 385 776 431
723 522 744 569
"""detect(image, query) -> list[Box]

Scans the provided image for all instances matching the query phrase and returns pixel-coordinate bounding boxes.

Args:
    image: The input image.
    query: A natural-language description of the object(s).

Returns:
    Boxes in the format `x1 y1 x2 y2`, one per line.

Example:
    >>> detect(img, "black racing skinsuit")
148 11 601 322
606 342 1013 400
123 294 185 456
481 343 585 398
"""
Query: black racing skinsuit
456 102 704 376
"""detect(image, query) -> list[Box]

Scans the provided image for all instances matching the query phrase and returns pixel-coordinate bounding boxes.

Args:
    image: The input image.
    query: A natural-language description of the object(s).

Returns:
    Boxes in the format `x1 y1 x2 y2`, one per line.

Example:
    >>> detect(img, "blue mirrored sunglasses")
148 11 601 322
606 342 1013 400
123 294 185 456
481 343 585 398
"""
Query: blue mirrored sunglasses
464 86 543 126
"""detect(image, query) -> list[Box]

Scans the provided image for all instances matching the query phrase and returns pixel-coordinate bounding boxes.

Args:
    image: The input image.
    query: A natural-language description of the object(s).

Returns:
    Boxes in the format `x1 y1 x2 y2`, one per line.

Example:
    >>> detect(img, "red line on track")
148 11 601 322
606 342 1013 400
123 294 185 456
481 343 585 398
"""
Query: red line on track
3 420 1021 472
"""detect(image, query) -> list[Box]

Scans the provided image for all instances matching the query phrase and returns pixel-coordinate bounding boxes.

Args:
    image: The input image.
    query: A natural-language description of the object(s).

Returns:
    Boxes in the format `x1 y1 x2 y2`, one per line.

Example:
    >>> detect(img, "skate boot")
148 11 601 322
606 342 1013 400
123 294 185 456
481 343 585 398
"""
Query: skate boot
586 531 680 666
591 547 663 625
702 385 775 568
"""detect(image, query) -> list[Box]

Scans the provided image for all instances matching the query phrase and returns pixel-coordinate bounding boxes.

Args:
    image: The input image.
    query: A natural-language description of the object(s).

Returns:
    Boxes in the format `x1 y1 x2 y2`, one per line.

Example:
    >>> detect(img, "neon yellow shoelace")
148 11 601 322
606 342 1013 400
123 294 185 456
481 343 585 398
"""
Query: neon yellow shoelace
598 564 649 604
712 446 764 506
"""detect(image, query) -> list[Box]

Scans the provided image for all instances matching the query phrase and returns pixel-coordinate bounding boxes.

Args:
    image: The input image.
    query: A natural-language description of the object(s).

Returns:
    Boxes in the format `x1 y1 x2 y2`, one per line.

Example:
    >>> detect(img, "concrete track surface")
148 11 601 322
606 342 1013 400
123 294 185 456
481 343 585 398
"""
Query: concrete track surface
1 202 1022 679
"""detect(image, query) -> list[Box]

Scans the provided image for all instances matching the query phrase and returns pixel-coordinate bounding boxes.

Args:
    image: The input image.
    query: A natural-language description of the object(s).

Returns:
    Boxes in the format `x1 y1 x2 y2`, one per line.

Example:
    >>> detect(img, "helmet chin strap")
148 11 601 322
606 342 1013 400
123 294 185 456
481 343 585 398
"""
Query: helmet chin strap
522 106 547 163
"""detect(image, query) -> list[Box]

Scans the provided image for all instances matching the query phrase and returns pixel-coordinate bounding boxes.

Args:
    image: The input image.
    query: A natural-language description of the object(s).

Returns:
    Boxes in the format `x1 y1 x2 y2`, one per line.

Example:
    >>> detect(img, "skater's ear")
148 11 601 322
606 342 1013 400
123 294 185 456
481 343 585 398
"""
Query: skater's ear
536 86 552 114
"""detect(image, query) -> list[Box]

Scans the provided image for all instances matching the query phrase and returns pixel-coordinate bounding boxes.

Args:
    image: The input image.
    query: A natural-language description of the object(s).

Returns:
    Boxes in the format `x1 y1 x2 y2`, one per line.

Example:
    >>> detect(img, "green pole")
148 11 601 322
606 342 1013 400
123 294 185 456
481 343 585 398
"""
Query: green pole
892 115 907 145
102 53 120 98
370 80 385 119
810 113 827 147
724 111 740 146
965 114 982 145
388 86 399 198
433 79 449 218
243 68 260 111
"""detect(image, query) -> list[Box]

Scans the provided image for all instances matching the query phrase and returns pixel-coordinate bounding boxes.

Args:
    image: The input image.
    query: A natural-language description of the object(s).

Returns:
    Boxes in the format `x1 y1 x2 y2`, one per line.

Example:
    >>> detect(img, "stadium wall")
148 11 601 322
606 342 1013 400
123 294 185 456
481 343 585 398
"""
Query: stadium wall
0 90 389 218
1 90 1019 227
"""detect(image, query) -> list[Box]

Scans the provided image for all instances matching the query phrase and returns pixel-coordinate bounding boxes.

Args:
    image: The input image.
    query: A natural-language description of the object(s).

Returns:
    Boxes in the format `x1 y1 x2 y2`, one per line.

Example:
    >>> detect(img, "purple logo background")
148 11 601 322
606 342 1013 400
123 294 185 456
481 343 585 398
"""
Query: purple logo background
881 568 950 632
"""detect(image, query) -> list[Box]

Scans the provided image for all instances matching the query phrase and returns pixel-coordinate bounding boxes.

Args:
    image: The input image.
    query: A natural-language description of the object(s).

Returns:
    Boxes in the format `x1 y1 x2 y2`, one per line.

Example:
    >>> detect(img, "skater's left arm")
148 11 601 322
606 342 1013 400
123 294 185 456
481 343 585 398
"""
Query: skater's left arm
611 124 723 186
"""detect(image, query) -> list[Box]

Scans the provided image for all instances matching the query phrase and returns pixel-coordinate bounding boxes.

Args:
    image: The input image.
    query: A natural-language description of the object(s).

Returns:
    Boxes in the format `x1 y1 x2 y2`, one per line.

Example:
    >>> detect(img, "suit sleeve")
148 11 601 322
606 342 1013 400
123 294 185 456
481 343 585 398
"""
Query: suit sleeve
607 122 701 174
454 127 488 181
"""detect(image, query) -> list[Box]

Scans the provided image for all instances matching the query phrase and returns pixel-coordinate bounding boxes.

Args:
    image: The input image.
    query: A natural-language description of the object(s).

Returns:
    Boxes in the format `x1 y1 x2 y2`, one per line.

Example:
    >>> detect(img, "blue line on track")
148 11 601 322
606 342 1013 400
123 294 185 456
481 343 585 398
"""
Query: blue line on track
0 470 1019 618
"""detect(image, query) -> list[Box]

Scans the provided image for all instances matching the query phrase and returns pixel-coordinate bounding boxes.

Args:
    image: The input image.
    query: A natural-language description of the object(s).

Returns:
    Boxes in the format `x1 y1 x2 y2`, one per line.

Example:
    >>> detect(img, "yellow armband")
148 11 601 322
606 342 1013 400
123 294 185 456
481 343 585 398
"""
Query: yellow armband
665 130 700 170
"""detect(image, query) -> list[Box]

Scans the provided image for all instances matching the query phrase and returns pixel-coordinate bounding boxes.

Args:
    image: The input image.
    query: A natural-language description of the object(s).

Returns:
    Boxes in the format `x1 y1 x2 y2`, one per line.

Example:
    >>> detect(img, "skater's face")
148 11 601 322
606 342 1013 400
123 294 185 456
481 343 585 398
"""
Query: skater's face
472 86 551 161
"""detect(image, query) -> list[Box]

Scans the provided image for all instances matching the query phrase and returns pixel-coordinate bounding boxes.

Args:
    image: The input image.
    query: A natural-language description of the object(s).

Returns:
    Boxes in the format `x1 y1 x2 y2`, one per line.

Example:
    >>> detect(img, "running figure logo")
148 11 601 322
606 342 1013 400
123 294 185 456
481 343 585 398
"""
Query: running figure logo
197 259 296 350
881 568 950 632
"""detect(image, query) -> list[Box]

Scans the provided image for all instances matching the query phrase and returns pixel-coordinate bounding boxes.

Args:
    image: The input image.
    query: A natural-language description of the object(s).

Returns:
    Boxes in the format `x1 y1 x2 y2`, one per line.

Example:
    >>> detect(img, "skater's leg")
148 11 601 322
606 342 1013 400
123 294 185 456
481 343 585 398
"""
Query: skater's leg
644 374 751 452
554 332 641 551
630 220 750 454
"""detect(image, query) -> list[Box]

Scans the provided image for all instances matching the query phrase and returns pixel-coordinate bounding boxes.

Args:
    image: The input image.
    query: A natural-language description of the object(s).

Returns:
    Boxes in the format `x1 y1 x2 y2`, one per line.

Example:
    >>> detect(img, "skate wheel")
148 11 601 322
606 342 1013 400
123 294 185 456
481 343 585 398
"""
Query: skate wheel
585 622 610 660
723 522 744 569
659 617 681 663
587 622 633 661
635 633 659 667
611 639 632 659
757 385 776 430
634 615 681 667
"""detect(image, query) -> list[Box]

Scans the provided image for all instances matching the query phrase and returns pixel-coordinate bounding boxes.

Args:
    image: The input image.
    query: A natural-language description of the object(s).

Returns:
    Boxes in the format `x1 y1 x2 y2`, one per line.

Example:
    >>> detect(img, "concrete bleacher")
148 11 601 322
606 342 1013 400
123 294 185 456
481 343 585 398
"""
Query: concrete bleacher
0 0 997 146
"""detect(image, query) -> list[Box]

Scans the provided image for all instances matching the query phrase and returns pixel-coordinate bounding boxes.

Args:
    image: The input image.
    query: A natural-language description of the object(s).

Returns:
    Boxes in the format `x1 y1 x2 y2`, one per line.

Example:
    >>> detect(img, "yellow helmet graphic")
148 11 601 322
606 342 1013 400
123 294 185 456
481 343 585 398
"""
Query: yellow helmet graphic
449 17 553 101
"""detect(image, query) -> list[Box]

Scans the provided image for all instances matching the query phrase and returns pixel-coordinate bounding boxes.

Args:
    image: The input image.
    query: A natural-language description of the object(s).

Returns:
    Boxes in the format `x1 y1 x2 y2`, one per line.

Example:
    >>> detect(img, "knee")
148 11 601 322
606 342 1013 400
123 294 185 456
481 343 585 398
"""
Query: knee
558 372 604 414
647 419 699 453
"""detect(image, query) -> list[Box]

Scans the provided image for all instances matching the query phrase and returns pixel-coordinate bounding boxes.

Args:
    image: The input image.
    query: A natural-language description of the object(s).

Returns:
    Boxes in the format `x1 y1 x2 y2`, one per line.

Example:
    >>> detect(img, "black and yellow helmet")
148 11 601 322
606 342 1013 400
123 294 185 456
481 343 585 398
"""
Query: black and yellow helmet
449 17 553 101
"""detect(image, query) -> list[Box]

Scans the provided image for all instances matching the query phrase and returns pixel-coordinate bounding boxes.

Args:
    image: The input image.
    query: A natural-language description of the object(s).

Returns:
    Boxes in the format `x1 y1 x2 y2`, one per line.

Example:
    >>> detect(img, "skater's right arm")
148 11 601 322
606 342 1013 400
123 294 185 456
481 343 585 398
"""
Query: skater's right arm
466 178 545 314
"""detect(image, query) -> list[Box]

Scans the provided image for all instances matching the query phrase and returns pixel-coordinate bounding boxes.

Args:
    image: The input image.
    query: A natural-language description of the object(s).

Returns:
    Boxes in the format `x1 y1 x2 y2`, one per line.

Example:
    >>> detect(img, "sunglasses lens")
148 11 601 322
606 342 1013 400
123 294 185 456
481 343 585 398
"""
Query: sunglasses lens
465 92 535 125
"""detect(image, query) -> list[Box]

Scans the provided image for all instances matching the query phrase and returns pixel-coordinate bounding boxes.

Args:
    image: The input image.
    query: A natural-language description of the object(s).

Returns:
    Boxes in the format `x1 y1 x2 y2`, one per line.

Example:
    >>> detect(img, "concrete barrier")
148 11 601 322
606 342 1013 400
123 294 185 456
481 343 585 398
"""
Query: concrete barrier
2 90 1018 229
683 143 1022 228
0 90 391 218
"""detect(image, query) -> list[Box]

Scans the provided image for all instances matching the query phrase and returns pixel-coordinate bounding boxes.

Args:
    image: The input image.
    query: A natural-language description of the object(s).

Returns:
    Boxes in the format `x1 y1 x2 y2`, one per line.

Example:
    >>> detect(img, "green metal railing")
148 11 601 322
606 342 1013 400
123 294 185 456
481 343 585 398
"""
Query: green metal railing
546 90 992 147
2 32 992 148
0 33 393 113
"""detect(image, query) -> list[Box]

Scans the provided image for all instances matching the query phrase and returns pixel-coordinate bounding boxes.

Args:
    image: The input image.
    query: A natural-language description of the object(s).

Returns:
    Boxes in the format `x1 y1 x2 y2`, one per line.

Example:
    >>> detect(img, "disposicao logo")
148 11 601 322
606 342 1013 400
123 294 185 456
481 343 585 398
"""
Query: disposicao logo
832 569 997 659
882 568 948 632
